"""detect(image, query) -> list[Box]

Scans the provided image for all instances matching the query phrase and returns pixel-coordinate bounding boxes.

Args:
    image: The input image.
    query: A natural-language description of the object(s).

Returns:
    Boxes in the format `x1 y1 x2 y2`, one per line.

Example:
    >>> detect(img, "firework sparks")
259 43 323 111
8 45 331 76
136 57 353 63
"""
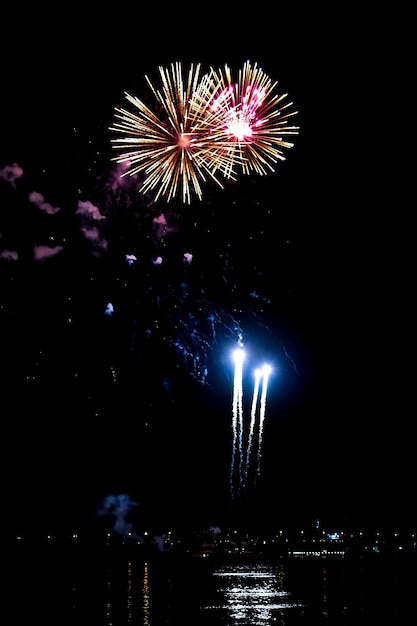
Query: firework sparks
110 62 237 205
255 364 272 481
230 345 273 501
110 61 299 204
244 366 262 489
231 347 245 501
205 61 300 176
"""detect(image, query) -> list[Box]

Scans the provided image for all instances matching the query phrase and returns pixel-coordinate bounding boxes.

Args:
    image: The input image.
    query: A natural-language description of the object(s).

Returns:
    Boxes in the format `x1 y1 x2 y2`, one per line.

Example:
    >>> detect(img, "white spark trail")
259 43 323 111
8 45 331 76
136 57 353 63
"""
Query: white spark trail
230 345 272 501
256 365 272 481
244 368 262 491
231 348 244 500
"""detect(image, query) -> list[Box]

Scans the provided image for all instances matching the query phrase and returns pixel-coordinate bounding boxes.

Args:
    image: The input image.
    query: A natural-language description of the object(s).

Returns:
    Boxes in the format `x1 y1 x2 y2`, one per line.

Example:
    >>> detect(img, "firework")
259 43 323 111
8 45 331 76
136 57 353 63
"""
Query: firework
203 61 300 176
230 346 273 501
110 61 299 204
110 62 238 205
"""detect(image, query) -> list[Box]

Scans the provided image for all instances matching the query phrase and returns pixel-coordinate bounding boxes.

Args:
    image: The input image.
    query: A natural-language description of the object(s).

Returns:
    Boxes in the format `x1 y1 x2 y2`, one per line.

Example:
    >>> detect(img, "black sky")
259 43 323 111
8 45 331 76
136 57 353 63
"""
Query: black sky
1 9 414 537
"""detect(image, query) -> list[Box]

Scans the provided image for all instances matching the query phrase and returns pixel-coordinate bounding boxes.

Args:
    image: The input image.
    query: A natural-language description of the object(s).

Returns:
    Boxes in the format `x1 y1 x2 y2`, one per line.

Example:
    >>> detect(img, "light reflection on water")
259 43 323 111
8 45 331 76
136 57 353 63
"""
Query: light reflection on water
8 547 415 625
142 560 151 626
206 563 304 625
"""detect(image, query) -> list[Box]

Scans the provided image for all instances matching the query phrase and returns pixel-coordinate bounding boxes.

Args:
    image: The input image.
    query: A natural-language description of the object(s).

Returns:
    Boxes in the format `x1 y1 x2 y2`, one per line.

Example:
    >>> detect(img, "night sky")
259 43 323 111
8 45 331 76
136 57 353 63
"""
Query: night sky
1 9 414 538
